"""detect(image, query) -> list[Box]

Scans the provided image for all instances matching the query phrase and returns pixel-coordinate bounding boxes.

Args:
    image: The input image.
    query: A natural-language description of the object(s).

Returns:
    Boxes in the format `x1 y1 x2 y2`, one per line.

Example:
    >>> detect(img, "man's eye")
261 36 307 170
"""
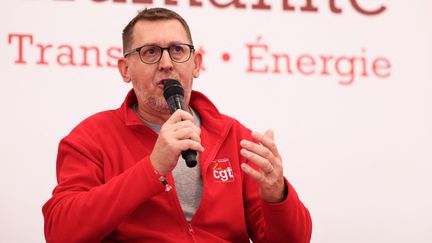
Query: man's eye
172 45 184 53
143 47 158 55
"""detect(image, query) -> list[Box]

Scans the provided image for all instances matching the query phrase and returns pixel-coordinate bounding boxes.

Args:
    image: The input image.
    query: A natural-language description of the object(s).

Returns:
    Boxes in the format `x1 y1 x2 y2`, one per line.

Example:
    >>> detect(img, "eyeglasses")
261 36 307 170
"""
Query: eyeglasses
123 43 195 64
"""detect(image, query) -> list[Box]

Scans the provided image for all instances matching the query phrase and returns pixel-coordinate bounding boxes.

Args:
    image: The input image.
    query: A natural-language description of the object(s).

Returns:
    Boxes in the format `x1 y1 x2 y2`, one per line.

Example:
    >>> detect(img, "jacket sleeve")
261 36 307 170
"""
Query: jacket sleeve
244 173 312 243
42 136 165 242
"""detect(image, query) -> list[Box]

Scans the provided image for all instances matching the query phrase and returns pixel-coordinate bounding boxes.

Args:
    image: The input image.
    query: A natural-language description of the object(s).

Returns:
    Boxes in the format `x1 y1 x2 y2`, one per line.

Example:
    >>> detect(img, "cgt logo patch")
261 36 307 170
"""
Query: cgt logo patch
211 158 235 183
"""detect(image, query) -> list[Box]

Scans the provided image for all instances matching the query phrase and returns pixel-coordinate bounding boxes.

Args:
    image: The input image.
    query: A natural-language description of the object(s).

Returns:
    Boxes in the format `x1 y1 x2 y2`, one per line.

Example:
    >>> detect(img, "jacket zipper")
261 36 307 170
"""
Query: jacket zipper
187 224 194 234
167 174 197 241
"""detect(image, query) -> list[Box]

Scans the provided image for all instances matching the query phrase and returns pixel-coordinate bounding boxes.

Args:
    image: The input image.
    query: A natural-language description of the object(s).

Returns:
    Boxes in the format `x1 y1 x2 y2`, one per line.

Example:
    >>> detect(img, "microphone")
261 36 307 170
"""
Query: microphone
163 79 197 168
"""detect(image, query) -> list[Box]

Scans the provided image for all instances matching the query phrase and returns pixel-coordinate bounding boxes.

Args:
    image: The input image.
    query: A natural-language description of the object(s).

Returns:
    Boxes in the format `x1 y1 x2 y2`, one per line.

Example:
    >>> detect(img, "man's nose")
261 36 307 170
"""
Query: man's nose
158 49 173 71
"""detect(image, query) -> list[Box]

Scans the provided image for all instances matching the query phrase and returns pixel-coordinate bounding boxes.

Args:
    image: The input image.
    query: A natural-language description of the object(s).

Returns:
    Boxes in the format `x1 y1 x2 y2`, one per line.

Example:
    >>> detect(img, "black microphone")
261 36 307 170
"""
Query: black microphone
163 79 197 168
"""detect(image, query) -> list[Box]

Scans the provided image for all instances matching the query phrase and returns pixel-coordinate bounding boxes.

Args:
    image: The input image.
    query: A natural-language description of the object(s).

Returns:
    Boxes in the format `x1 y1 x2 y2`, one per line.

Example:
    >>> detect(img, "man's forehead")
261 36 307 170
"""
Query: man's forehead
132 19 189 45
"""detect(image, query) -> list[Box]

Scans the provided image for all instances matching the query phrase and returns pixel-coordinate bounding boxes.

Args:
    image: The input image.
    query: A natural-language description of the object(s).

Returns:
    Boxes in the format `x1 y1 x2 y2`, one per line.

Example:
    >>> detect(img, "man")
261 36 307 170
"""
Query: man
43 8 312 243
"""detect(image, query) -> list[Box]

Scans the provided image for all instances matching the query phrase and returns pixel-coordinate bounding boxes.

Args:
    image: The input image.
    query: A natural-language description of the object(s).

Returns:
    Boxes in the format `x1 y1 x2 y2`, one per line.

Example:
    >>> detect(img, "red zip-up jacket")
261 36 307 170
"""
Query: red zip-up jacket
42 90 312 243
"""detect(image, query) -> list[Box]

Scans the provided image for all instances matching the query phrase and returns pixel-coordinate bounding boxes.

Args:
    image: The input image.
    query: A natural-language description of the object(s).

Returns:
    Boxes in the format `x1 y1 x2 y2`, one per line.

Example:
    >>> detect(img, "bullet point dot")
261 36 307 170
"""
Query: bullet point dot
222 53 231 62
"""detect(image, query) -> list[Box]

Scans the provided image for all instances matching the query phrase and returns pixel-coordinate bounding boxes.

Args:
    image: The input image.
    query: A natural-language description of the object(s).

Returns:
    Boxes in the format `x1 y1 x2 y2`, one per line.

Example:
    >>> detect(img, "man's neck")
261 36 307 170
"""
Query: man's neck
134 103 191 126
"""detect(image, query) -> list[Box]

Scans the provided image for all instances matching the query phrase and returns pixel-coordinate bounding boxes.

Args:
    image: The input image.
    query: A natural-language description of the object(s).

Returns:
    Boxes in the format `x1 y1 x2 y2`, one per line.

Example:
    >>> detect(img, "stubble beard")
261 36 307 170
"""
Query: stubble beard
145 95 170 114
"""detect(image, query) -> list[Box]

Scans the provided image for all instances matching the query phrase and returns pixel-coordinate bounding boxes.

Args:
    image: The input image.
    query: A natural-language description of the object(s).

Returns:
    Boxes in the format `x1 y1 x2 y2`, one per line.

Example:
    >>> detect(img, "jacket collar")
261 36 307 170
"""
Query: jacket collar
119 88 231 133
120 89 144 126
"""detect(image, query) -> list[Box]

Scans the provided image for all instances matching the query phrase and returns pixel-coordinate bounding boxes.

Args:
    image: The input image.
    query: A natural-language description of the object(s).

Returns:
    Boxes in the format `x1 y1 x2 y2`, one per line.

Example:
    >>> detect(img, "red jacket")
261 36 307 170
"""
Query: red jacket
43 90 312 243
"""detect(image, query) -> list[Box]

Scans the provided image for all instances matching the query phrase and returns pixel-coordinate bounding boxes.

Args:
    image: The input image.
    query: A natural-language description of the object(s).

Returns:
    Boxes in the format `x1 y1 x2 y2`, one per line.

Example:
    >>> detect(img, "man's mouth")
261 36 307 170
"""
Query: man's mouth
158 79 179 88
156 80 166 88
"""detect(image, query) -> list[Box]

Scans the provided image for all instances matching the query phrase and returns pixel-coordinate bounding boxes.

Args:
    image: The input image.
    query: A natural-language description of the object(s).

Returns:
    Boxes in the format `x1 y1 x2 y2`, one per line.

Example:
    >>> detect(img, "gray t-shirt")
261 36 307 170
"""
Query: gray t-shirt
134 104 203 222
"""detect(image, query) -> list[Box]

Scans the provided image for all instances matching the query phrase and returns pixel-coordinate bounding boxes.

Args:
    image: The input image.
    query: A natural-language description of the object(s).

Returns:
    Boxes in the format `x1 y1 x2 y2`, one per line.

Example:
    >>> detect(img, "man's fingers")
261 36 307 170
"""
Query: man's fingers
241 163 266 183
264 129 274 140
251 130 280 157
161 116 201 137
240 139 274 162
178 139 205 152
159 111 203 153
240 147 276 180
165 109 194 124
240 148 271 168
168 120 201 134
173 127 201 143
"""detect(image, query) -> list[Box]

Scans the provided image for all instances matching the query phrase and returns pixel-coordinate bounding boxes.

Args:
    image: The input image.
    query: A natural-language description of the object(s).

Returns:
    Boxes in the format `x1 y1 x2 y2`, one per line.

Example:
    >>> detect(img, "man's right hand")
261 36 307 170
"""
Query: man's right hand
150 109 204 175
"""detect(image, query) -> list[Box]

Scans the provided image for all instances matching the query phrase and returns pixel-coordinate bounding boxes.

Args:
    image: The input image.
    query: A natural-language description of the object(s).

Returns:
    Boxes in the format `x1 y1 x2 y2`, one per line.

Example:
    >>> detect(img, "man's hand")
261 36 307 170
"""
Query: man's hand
240 130 286 203
150 110 204 175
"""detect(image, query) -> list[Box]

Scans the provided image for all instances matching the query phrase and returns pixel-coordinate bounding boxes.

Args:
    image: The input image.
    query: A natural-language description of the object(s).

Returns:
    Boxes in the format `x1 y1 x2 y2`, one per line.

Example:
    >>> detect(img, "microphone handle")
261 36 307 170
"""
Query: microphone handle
167 95 197 168
182 150 198 168
166 95 186 112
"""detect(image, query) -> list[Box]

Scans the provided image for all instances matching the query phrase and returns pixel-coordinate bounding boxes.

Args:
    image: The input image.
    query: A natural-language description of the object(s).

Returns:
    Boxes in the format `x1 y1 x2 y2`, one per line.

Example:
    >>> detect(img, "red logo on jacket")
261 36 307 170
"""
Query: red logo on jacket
211 158 234 183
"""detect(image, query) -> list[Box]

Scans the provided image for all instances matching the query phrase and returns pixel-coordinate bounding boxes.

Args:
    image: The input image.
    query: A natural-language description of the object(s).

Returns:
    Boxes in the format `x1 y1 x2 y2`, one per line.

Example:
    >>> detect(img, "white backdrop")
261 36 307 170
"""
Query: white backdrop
1 1 431 242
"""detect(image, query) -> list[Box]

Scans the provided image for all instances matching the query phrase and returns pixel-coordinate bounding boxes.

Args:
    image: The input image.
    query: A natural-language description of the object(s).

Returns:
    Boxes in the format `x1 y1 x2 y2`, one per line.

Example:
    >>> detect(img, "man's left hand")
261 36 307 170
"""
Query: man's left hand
240 130 286 203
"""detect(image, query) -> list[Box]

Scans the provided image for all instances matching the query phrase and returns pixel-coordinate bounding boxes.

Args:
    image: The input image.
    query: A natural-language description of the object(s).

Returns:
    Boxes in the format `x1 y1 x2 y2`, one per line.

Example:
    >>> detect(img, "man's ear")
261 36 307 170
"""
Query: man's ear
192 50 203 78
118 57 131 83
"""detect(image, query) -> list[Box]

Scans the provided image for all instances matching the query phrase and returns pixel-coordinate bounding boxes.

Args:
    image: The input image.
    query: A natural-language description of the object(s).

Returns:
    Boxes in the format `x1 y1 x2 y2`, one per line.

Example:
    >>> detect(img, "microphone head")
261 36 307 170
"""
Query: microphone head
163 79 184 99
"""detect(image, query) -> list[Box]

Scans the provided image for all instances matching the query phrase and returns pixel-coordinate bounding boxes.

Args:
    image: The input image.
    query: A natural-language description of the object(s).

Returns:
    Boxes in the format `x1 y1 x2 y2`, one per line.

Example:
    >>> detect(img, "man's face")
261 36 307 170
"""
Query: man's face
119 19 201 117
